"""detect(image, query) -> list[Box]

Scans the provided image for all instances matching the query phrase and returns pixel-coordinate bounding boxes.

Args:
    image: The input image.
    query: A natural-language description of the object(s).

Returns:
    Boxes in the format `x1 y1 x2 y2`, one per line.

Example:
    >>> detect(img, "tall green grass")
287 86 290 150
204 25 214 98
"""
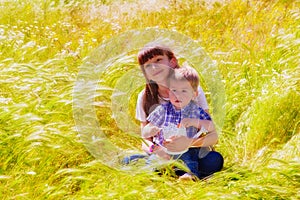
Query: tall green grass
0 0 299 199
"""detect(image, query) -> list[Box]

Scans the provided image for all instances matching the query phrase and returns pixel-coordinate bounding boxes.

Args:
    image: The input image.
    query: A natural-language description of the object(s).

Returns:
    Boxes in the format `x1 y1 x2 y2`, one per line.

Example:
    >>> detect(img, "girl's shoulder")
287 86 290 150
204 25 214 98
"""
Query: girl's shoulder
137 89 145 96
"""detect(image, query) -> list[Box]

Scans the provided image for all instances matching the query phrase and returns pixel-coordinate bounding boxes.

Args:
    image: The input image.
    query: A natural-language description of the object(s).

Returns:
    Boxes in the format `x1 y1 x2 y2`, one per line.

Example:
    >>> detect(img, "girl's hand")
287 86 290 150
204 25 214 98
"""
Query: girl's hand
164 135 193 152
153 146 170 160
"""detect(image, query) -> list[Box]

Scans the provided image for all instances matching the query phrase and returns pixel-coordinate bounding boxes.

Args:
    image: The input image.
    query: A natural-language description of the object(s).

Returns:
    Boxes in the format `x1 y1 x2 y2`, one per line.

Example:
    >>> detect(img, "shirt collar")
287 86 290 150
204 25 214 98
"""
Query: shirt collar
169 101 195 113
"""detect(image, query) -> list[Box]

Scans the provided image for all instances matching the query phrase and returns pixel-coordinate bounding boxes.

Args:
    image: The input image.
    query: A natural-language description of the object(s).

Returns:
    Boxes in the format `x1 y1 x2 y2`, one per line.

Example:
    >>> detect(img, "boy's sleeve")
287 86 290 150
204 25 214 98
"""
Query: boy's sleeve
146 106 165 127
198 107 211 120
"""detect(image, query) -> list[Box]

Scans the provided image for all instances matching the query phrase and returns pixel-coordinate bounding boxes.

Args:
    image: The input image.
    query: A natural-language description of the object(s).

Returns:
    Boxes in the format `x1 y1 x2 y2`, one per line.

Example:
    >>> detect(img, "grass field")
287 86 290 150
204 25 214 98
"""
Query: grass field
0 0 299 199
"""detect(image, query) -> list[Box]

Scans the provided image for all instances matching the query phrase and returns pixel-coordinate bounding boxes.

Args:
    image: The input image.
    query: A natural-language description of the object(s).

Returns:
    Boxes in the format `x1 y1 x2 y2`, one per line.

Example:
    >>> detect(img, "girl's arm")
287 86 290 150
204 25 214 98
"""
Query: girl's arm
140 121 147 129
195 86 209 113
140 121 154 153
190 128 218 147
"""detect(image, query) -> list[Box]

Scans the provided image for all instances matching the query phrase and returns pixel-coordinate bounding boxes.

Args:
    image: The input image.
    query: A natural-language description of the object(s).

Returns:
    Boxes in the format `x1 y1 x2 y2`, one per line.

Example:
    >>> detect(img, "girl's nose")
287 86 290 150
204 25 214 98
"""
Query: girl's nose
145 63 156 69
150 64 157 69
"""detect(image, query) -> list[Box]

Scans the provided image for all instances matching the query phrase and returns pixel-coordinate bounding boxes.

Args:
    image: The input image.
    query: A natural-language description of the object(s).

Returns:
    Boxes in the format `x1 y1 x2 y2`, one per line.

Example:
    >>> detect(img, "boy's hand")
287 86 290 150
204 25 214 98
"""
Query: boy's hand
142 125 161 138
149 126 161 137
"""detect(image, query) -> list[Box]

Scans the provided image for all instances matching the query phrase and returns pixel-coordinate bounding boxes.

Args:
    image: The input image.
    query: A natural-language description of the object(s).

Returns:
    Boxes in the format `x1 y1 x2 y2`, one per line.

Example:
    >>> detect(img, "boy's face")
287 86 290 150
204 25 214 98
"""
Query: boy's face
169 79 197 110
143 54 175 84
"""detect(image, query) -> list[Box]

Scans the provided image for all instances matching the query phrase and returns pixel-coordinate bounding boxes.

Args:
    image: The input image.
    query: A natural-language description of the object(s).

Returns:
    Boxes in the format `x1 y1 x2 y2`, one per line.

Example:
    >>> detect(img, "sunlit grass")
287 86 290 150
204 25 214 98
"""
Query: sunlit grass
0 0 299 199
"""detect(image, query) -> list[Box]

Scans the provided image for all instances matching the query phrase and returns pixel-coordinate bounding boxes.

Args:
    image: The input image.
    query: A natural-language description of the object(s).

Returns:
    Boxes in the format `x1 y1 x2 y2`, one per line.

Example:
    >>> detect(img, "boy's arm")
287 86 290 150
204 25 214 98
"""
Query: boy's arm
164 125 218 151
166 119 218 151
180 118 214 131
142 105 165 138
141 105 165 154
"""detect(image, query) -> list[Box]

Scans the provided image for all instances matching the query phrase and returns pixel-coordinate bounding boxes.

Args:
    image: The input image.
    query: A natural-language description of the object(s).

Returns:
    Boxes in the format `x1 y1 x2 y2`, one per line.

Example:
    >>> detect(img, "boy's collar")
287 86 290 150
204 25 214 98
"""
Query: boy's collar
170 101 194 112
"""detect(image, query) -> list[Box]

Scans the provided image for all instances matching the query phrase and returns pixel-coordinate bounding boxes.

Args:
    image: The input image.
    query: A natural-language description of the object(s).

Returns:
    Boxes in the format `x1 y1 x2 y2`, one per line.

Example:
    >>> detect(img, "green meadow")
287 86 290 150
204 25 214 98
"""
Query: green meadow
0 0 299 199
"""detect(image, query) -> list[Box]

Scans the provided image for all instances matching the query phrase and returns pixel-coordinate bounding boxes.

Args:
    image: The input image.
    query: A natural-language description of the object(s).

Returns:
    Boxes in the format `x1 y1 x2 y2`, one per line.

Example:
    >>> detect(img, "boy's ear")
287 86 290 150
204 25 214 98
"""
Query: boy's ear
193 90 198 99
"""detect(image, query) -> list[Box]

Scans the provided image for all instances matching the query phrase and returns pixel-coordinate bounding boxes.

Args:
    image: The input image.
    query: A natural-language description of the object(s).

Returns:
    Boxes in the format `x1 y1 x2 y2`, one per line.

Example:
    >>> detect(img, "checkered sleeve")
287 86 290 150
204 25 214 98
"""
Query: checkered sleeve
146 106 166 127
198 107 211 120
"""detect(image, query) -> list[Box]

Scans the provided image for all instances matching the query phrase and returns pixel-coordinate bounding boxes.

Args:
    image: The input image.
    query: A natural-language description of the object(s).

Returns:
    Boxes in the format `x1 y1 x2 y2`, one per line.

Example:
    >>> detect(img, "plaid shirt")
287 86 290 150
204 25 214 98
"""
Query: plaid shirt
147 101 211 145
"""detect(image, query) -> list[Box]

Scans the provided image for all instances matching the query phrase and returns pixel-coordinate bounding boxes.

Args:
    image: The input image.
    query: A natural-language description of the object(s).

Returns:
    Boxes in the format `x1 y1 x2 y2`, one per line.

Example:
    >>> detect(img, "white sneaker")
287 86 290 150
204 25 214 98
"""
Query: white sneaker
179 173 195 181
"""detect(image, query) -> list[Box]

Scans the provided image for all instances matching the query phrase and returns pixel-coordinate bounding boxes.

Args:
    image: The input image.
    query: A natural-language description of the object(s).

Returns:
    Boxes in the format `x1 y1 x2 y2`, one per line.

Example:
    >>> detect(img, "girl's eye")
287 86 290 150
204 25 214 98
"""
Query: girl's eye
145 64 152 68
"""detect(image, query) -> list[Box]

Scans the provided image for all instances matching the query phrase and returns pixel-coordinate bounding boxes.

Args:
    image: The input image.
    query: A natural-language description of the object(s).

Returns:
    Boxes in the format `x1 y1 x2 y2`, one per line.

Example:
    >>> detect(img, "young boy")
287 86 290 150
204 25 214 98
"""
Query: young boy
142 66 216 180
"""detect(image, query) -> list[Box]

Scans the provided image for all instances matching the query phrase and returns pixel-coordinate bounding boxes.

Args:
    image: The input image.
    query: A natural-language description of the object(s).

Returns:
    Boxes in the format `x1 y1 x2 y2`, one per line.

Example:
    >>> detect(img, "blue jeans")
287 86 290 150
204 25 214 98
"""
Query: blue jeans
122 150 224 179
122 153 163 166
174 149 224 179
121 154 148 165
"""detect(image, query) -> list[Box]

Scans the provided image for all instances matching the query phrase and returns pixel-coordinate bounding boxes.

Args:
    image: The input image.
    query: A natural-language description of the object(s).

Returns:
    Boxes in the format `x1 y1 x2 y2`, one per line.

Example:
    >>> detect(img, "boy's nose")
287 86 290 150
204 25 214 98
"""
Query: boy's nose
172 92 180 98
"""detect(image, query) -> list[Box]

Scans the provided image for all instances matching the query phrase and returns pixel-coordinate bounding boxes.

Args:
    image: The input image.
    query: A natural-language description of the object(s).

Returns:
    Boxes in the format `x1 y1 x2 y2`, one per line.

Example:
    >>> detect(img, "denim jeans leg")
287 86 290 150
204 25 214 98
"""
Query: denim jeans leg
121 154 148 165
198 151 224 179
174 148 200 178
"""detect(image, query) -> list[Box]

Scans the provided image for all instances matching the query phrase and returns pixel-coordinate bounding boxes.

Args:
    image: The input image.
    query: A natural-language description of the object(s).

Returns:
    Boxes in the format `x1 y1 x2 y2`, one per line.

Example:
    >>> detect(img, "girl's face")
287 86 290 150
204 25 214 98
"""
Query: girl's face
169 79 197 110
143 54 175 84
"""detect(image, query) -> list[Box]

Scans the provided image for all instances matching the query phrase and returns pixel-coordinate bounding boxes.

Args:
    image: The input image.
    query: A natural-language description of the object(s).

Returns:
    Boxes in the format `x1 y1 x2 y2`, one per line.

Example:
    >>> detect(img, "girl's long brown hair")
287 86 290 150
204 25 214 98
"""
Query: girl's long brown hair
138 44 179 117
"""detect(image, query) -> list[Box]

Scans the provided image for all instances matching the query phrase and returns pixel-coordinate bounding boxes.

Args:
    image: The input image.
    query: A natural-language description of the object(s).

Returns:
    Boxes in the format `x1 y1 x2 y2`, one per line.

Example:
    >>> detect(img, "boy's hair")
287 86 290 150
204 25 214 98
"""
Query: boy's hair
169 66 199 92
